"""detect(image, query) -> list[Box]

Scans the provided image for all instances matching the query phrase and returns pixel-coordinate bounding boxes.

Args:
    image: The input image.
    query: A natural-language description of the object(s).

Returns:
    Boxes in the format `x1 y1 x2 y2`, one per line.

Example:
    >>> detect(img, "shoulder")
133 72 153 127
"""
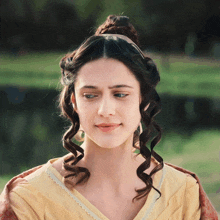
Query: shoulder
150 164 201 219
8 159 55 196
1 162 51 219
5 158 60 202
163 163 198 185
161 163 199 201
10 158 63 195
5 158 66 219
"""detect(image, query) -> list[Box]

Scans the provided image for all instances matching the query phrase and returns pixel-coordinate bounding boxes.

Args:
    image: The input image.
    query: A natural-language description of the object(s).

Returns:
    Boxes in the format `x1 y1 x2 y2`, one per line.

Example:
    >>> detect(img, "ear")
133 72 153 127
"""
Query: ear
139 94 142 104
139 95 150 111
71 93 78 113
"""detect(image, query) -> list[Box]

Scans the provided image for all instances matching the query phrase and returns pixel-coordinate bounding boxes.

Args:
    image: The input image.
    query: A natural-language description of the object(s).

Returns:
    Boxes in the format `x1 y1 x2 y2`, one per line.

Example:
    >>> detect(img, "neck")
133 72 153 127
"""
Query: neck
79 134 140 193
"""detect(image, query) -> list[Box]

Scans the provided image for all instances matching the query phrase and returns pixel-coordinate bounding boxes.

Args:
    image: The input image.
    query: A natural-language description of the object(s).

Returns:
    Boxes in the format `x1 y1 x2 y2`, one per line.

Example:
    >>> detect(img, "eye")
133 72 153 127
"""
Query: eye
114 93 128 98
83 94 98 99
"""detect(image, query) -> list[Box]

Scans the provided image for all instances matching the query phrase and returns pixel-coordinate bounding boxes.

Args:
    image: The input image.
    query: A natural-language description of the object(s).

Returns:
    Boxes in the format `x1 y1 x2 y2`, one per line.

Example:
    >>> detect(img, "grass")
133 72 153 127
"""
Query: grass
0 52 63 89
0 52 220 97
153 55 220 98
0 129 219 213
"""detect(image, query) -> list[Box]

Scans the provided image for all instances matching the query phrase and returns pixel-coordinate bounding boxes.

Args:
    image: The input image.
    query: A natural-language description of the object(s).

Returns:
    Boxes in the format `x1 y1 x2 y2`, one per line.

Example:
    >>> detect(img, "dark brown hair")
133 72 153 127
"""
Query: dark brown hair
59 15 163 201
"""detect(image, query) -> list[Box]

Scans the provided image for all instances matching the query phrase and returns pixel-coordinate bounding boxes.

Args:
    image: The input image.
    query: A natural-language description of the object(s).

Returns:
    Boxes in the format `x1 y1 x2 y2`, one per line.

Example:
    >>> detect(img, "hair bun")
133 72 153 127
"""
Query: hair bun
112 15 130 26
95 15 139 46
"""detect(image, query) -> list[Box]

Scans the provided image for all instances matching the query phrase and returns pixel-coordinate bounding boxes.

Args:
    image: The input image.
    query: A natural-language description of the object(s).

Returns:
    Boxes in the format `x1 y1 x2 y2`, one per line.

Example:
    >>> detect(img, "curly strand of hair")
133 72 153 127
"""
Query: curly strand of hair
135 173 161 199
147 126 162 165
62 123 90 185
133 130 141 150
60 80 90 187
64 166 90 184
133 87 163 201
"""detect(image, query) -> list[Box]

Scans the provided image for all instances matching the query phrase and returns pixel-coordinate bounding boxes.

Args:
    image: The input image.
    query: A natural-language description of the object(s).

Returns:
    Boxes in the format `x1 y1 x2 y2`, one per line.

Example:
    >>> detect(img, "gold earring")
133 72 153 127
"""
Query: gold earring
139 122 143 134
74 126 84 142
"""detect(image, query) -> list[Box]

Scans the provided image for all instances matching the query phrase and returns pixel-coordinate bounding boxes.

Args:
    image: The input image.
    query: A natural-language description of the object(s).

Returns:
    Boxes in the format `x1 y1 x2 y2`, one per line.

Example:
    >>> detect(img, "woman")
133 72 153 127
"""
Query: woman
0 15 218 220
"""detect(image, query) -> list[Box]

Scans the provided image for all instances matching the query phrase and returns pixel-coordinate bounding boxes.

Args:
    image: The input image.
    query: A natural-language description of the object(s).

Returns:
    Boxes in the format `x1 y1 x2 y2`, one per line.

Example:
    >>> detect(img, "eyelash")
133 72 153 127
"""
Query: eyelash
83 93 128 99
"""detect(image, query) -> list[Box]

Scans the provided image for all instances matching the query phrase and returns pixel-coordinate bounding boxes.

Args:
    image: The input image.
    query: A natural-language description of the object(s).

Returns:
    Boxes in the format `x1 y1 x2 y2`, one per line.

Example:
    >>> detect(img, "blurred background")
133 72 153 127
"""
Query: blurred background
0 0 220 213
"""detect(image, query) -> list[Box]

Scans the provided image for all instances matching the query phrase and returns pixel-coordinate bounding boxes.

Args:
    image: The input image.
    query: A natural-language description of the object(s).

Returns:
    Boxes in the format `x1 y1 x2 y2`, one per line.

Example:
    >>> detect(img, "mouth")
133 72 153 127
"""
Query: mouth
95 124 121 133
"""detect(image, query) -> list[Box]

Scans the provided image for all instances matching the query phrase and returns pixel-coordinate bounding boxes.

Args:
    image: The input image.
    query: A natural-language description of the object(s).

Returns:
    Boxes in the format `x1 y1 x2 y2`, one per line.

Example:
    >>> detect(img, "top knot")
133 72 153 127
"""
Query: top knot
112 15 130 26
95 15 139 46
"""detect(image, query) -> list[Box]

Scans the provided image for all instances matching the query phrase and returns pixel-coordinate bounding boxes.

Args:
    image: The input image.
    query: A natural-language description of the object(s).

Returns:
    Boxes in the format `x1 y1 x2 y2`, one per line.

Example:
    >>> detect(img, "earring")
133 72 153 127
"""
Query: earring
74 126 84 142
139 122 143 134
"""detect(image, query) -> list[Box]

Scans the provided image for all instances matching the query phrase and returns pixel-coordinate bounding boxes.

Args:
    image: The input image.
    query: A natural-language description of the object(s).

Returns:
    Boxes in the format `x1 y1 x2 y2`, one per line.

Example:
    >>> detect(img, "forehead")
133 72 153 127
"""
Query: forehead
75 58 139 89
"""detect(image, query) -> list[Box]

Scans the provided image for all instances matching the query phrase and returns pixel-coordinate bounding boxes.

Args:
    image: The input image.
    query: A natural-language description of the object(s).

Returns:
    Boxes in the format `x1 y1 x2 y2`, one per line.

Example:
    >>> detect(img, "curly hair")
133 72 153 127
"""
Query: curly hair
59 15 163 201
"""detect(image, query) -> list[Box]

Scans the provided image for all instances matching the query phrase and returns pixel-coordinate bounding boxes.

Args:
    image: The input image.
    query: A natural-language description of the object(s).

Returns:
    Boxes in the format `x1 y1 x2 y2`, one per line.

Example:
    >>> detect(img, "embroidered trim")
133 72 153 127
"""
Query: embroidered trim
142 166 166 220
46 168 103 220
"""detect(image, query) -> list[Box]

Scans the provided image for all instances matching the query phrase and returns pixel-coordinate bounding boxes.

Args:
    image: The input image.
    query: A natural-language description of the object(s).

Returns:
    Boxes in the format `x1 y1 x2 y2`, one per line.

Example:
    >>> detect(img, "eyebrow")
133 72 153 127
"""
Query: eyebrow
80 84 134 90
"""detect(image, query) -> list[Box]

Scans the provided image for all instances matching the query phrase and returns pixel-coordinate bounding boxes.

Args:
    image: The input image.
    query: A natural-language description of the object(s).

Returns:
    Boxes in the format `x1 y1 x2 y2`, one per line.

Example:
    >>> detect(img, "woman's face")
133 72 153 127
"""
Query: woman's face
73 58 142 149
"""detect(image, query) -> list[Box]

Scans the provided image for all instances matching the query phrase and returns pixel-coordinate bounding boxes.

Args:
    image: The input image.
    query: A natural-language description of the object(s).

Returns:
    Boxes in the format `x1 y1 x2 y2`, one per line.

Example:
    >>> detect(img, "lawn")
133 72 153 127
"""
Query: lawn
153 54 220 98
0 129 219 213
0 52 220 97
0 52 63 89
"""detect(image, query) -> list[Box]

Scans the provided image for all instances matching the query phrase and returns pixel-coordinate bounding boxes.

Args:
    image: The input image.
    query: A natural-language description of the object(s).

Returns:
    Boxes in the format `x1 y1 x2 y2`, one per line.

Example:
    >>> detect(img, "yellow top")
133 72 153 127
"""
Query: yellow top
9 159 201 220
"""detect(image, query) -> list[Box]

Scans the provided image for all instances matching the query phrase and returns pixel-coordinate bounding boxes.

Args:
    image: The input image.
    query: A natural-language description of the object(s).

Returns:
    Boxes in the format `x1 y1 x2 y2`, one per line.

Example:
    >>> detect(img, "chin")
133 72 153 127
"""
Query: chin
84 128 136 149
94 135 133 149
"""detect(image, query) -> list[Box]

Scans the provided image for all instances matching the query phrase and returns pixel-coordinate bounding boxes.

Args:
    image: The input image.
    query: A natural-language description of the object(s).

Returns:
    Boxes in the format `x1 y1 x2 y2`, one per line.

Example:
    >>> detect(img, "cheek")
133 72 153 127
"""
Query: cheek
76 104 96 129
77 109 92 122
124 99 141 124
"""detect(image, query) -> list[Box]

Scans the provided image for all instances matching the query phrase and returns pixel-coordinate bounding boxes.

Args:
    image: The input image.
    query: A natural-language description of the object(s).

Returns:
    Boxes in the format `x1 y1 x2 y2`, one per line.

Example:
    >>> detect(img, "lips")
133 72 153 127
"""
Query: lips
96 123 120 127
96 123 121 132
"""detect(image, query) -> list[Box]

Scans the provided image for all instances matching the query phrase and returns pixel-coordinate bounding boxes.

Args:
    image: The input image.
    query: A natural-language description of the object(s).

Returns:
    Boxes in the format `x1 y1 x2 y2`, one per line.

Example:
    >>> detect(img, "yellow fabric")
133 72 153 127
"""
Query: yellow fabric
9 159 201 220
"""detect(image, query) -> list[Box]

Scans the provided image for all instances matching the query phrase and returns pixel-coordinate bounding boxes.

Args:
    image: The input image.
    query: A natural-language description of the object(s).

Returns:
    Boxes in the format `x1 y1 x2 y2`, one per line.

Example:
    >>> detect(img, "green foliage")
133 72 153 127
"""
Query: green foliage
95 0 128 25
32 0 49 12
74 0 103 21
94 0 148 32
2 0 219 54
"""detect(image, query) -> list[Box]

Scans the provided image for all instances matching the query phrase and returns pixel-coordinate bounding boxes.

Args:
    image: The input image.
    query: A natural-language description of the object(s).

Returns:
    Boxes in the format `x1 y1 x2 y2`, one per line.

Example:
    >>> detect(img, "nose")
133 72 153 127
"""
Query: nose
98 97 115 117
